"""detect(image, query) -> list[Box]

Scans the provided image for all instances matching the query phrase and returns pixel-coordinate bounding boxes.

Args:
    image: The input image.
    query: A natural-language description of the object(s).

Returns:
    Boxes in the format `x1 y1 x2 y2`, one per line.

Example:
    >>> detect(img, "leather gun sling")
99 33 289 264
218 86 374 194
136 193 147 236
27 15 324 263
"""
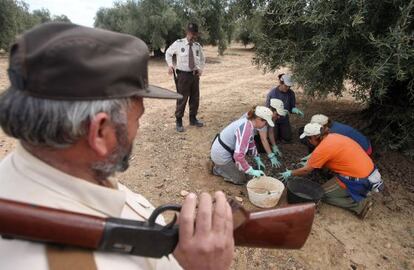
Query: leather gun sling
46 245 97 270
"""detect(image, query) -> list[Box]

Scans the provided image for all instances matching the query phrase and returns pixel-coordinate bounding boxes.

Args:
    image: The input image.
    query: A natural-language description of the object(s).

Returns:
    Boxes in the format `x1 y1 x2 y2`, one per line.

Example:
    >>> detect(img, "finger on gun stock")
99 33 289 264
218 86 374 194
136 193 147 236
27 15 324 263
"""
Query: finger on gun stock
178 198 248 230
227 198 249 229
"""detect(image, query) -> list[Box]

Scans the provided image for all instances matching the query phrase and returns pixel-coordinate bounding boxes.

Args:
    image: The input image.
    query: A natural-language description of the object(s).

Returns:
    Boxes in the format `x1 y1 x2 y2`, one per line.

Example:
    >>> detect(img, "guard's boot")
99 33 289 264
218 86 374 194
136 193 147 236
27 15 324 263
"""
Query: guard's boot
176 118 184 132
189 115 204 127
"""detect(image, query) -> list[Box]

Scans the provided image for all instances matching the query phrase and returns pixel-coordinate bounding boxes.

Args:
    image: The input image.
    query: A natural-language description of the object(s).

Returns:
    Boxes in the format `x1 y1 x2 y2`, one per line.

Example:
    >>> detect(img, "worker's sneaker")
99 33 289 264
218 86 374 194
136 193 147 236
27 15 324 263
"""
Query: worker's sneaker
189 115 204 127
176 118 184 132
357 201 374 220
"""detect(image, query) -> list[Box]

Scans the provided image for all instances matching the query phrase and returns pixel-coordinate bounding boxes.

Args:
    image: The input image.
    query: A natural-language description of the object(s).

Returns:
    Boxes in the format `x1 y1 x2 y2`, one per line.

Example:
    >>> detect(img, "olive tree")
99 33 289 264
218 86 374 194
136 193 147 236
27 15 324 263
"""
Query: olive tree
253 0 414 156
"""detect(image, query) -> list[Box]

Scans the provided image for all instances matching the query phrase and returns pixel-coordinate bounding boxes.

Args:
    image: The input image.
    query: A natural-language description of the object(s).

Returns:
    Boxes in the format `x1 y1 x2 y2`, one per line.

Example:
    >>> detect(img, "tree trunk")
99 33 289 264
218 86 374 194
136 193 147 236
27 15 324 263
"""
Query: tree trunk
364 79 413 157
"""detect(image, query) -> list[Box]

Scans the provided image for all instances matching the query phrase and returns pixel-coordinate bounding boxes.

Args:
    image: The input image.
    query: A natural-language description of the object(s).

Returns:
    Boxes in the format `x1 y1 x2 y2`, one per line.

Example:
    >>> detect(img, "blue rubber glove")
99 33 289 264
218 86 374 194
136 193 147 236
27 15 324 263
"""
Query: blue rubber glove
272 145 282 157
292 107 304 117
278 169 292 183
246 167 265 178
254 156 266 170
268 153 282 168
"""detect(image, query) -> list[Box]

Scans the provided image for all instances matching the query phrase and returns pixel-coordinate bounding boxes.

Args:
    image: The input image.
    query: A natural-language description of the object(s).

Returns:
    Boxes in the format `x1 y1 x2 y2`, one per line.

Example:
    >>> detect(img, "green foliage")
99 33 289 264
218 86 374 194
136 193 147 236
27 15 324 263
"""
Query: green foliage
95 0 183 53
94 0 236 55
0 0 71 51
51 14 71 23
252 0 414 156
94 3 127 33
184 0 229 54
231 0 267 46
233 10 262 47
0 0 33 50
32 8 51 23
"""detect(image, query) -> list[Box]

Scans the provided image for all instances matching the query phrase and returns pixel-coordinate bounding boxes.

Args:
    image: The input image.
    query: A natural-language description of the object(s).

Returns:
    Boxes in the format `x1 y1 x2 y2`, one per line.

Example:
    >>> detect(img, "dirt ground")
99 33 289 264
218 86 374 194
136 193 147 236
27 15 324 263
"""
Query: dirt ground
0 44 413 270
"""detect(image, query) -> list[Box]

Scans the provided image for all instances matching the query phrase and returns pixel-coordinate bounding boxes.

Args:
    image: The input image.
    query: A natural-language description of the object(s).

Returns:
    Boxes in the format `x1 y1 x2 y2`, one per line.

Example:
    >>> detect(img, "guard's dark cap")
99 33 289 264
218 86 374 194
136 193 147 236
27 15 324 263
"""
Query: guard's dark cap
187 23 199 33
7 22 182 100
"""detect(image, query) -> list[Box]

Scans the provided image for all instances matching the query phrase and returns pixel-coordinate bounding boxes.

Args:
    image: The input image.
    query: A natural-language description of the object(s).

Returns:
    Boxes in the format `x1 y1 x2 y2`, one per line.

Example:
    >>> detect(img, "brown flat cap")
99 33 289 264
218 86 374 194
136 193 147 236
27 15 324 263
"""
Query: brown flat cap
7 22 181 100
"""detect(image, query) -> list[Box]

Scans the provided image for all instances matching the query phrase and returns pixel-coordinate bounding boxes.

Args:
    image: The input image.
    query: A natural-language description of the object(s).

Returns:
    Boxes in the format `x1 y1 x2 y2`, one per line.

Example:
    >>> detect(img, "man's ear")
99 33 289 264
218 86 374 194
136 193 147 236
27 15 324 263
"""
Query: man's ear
87 112 116 157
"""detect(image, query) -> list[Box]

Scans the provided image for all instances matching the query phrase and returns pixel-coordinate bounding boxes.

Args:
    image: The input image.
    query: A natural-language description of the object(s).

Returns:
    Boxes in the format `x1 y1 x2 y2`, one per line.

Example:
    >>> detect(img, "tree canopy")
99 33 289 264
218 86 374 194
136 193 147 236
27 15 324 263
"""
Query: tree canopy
94 0 237 55
0 0 71 51
252 0 414 157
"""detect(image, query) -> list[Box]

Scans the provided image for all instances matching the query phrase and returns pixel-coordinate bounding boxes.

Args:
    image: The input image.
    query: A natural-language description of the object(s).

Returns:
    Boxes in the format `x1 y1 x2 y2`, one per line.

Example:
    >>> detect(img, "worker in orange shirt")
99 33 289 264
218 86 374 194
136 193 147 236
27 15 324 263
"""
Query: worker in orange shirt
279 123 383 219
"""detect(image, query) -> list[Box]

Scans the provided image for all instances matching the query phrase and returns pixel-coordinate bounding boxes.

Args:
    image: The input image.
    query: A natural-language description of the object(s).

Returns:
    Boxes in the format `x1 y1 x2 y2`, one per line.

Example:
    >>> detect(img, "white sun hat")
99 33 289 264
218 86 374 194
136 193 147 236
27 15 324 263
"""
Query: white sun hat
300 123 323 139
281 74 293 87
255 106 274 127
270 98 288 116
311 114 329 126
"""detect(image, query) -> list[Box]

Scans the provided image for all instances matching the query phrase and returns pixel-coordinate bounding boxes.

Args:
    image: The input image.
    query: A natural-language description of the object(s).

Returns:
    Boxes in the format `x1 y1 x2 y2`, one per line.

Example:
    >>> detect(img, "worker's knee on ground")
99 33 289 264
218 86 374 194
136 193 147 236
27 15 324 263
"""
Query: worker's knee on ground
322 191 366 215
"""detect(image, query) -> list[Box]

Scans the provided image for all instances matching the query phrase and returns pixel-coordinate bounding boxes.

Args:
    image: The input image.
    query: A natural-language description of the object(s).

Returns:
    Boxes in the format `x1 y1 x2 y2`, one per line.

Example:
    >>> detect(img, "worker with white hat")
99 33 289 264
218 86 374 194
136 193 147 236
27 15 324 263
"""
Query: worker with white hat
279 123 383 219
210 106 274 185
298 114 373 166
265 73 304 143
310 114 372 155
254 98 287 168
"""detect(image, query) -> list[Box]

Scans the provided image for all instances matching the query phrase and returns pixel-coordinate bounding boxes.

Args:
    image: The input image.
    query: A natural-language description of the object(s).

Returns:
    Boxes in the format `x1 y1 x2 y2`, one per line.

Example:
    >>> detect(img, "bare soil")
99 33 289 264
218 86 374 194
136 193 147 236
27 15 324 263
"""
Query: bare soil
1 45 413 270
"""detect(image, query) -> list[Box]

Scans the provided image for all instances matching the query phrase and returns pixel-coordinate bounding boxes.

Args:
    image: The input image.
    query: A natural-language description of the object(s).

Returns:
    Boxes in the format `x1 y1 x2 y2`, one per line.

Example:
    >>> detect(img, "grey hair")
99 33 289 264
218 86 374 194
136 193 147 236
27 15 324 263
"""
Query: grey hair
0 88 131 148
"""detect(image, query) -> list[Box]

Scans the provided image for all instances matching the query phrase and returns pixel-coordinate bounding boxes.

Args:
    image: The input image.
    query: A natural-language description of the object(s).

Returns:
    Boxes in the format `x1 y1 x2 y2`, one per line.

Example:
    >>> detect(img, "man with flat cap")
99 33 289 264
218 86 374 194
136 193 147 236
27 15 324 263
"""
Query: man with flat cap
0 23 233 270
165 22 205 132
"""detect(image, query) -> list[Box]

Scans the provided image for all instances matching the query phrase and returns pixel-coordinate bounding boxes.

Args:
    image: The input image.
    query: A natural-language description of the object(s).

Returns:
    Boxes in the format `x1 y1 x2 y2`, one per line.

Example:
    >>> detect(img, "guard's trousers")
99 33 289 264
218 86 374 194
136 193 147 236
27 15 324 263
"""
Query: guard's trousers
175 71 200 119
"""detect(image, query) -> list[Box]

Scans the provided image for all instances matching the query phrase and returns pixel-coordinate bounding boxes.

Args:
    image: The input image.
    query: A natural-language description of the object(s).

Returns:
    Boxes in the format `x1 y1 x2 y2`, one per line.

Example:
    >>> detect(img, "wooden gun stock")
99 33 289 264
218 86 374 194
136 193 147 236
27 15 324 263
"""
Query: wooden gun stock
234 203 315 249
0 198 315 257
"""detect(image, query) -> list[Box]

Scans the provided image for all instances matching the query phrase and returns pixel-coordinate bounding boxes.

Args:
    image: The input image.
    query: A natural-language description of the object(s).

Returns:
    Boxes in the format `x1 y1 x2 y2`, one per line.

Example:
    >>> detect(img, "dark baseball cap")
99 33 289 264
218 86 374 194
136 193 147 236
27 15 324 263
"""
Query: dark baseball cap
7 22 182 100
187 23 199 33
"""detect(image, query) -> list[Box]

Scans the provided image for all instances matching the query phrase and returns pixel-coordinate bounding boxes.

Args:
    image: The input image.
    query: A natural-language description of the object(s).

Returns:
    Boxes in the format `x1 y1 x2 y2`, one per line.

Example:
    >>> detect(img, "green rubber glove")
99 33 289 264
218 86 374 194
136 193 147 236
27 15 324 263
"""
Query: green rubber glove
298 154 311 167
292 107 304 117
254 156 266 170
247 167 265 178
268 153 282 168
278 169 292 183
300 154 311 162
298 160 307 167
272 145 282 157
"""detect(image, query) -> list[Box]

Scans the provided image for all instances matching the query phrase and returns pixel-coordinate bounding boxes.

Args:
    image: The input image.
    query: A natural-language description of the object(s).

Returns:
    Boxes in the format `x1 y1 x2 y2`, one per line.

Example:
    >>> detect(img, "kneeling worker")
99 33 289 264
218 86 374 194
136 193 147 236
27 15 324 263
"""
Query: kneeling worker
309 114 372 155
279 123 383 219
254 98 288 168
298 114 373 164
211 106 274 184
265 73 304 143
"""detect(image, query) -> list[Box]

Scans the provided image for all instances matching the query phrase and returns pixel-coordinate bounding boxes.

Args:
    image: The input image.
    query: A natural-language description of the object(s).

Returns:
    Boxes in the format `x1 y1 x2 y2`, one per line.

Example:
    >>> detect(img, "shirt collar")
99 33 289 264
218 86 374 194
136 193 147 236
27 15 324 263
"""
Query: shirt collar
13 144 126 217
184 38 193 46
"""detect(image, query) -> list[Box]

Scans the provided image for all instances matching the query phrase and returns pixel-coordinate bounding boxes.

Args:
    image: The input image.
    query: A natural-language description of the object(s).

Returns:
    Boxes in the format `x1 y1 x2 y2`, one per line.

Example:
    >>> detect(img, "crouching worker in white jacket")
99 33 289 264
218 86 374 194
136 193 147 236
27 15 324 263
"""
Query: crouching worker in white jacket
210 106 274 185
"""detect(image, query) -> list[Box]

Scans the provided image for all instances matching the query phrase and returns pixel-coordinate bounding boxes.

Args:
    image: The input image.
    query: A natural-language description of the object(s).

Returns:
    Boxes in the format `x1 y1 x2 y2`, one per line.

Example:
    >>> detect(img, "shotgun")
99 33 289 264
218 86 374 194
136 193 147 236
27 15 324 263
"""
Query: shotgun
0 198 315 258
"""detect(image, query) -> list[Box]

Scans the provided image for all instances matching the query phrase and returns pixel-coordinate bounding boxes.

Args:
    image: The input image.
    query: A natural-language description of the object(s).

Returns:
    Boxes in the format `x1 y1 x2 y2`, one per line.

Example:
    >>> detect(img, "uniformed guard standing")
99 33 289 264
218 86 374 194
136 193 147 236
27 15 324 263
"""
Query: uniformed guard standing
165 23 206 132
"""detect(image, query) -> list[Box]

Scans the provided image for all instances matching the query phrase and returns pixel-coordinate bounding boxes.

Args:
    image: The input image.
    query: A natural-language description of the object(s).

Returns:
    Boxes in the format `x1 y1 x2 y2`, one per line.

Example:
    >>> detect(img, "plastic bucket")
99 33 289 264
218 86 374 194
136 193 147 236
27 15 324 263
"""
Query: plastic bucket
287 177 324 204
246 176 285 208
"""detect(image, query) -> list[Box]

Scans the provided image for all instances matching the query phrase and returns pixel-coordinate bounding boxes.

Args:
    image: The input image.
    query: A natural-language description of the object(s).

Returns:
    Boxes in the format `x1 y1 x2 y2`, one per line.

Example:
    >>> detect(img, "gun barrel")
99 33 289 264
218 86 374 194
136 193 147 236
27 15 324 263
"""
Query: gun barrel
0 198 105 249
234 203 315 249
